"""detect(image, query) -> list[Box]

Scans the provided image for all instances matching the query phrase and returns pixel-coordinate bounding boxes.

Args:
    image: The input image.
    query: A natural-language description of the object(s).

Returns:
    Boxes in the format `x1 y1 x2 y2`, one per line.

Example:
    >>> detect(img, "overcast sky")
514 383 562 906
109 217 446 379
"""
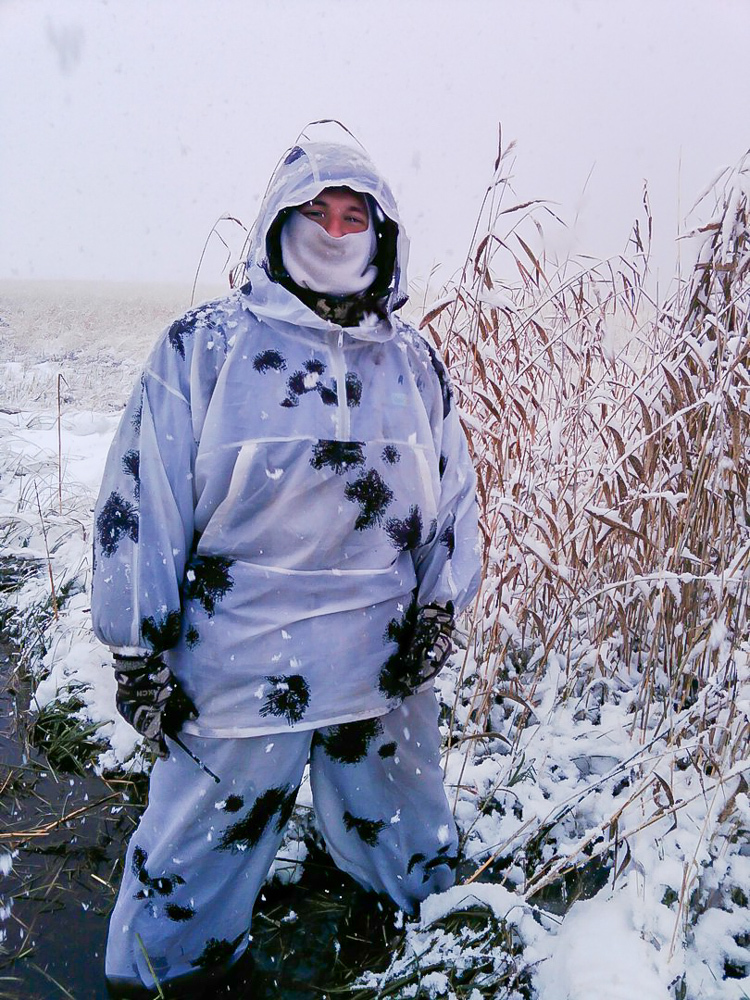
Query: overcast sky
2 0 749 292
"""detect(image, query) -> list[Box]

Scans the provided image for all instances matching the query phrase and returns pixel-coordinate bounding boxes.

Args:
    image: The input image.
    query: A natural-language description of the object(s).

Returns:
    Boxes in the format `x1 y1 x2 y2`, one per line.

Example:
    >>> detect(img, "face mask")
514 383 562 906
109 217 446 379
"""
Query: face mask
280 211 378 297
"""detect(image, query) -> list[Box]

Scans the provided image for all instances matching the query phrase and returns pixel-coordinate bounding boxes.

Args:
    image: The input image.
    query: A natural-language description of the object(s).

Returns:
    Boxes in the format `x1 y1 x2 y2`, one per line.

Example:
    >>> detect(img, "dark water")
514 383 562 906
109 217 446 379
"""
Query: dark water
0 635 140 999
0 634 395 1000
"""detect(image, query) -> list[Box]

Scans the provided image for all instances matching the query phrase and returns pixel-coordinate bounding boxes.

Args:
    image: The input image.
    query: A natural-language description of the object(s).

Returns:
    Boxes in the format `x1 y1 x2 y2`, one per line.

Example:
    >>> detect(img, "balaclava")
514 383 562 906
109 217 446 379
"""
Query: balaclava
280 209 378 297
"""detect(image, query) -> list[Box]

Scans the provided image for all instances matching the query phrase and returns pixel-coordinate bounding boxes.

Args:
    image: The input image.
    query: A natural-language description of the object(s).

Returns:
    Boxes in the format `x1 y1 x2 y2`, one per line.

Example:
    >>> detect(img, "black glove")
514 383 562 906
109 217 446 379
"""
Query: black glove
405 602 455 685
113 654 198 758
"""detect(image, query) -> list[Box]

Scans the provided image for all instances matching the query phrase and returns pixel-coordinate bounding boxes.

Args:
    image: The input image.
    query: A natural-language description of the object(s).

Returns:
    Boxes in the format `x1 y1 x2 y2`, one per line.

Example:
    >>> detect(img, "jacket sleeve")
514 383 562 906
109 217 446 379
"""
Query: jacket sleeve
413 340 482 614
91 308 225 655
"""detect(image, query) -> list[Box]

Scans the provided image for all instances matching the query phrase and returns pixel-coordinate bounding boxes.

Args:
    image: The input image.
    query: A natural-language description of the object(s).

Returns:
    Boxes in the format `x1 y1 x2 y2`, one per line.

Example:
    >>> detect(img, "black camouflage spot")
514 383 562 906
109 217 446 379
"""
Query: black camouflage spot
153 876 178 895
122 450 140 499
310 440 365 475
378 741 397 759
385 505 423 551
342 811 387 847
185 625 201 649
344 470 394 530
378 591 451 700
217 785 297 853
440 517 455 557
131 385 144 433
407 851 426 875
141 609 182 653
222 794 244 813
281 357 338 408
167 306 218 359
319 384 338 406
378 598 420 700
378 654 413 701
345 372 362 406
279 357 344 408
384 595 418 649
439 454 447 479
260 674 310 725
191 931 246 970
96 492 138 556
184 555 235 616
382 445 400 465
253 350 287 373
426 844 457 865
167 315 195 359
425 342 453 416
131 846 185 900
165 903 196 922
132 845 148 879
423 851 458 881
288 371 308 396
284 145 304 164
424 518 438 546
315 718 383 765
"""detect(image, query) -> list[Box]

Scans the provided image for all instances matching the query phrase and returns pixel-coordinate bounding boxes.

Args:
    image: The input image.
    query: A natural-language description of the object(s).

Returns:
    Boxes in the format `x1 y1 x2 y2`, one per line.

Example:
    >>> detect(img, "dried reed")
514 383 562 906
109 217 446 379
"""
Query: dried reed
426 147 750 961
33 482 58 622
432 146 750 769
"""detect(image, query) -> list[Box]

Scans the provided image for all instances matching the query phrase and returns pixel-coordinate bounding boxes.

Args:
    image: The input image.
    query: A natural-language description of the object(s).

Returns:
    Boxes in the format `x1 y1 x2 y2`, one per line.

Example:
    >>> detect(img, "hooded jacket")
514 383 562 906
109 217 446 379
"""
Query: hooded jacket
91 141 481 737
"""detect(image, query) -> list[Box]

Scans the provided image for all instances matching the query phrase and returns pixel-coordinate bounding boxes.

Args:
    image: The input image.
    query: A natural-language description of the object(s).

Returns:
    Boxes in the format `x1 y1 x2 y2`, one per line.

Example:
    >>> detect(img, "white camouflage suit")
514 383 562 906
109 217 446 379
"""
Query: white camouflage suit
92 141 481 990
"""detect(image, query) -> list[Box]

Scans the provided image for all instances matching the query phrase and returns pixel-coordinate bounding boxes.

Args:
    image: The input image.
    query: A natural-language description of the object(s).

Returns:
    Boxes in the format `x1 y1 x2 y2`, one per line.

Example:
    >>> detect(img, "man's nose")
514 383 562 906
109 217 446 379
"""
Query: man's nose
325 216 346 238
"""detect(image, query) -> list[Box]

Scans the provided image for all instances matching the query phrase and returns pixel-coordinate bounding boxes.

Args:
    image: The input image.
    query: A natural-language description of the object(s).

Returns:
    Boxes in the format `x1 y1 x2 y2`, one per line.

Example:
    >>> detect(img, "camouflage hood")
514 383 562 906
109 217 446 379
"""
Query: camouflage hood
241 141 409 334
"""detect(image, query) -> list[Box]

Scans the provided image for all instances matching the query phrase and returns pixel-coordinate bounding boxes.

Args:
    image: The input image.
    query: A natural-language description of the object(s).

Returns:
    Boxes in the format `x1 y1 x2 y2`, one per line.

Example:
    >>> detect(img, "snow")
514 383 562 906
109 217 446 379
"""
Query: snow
534 891 671 1000
420 882 525 927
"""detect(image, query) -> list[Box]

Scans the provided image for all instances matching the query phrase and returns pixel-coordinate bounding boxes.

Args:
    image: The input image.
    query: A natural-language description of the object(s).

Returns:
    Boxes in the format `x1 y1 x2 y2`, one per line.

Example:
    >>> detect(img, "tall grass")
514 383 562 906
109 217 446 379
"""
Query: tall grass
409 145 750 996
430 144 750 762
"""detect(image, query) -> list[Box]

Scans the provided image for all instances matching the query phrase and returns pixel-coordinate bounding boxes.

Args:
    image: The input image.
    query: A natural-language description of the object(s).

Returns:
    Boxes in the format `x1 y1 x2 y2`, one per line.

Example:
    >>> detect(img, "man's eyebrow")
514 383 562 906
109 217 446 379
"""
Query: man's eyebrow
306 196 367 212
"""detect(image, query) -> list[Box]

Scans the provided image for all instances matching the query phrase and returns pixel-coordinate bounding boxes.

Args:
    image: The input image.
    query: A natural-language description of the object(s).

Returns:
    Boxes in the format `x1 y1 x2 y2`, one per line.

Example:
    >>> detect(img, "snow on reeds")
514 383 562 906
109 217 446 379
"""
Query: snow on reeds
0 152 748 996
400 144 750 999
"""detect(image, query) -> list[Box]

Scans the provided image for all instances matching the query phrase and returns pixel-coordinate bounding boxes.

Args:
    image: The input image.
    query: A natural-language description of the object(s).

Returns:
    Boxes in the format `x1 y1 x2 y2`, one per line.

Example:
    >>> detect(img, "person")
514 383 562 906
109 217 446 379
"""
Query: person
92 138 481 997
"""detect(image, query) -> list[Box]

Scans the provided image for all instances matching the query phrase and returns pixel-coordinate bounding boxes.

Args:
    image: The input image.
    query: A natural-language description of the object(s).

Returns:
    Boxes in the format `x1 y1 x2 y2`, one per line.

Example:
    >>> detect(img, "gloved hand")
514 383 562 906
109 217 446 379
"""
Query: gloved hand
405 602 455 685
113 653 198 758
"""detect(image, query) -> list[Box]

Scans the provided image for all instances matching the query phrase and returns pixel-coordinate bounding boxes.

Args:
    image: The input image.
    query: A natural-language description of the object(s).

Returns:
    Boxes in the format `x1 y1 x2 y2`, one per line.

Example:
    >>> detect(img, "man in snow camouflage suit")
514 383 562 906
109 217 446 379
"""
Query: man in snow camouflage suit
92 139 481 996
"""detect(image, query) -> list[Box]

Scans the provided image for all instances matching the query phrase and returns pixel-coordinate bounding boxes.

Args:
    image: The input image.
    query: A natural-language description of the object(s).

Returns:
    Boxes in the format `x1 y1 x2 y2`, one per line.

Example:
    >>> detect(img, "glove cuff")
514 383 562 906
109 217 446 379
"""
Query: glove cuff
113 652 161 674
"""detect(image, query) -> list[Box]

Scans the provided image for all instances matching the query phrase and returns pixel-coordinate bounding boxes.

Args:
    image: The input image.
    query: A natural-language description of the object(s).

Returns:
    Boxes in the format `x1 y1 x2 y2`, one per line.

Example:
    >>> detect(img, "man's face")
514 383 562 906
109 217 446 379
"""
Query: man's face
296 187 369 238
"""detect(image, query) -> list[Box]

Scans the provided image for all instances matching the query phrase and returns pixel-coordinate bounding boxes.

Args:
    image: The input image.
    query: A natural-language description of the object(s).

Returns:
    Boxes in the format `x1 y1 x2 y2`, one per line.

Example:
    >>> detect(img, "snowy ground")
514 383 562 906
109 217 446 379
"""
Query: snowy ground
0 281 748 999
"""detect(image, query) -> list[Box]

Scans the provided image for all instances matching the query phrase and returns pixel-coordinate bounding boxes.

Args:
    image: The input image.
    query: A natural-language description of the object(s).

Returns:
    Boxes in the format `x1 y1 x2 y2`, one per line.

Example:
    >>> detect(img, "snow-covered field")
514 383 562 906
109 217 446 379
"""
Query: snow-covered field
0 273 748 999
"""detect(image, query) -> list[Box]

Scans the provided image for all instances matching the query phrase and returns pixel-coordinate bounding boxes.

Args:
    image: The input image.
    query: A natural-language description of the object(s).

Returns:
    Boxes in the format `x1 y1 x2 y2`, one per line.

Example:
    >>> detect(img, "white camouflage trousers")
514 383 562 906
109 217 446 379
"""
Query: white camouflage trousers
105 689 458 989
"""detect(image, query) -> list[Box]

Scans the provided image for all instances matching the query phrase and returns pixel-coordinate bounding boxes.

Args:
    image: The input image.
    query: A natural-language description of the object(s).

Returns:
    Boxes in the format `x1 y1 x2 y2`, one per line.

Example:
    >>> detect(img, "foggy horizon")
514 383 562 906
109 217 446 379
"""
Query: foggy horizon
2 0 750 292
